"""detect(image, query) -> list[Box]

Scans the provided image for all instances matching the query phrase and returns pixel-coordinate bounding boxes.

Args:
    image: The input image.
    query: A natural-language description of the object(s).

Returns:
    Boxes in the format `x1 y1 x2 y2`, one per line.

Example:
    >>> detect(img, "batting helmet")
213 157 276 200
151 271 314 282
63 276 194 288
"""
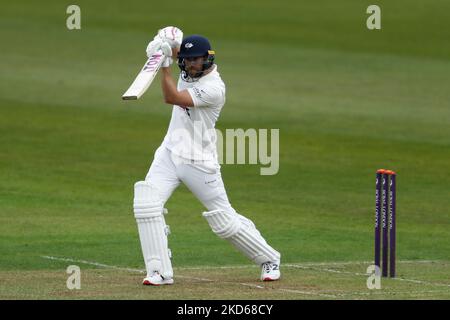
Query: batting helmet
177 35 215 79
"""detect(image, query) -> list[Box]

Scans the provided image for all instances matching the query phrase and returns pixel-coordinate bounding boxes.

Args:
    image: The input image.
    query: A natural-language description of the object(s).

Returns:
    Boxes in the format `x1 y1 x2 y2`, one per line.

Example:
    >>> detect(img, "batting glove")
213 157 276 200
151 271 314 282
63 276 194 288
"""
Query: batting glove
160 42 173 67
146 35 163 58
158 26 183 48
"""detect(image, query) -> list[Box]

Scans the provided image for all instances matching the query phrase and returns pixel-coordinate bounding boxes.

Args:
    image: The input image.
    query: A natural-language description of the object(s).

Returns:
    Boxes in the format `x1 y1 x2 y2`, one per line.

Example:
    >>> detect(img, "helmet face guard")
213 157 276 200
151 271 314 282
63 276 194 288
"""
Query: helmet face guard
177 50 215 79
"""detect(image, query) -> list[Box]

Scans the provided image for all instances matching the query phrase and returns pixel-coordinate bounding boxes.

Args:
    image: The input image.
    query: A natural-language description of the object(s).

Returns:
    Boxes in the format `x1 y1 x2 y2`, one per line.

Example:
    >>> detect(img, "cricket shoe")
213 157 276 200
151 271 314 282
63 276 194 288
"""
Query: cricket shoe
261 260 280 281
142 272 174 286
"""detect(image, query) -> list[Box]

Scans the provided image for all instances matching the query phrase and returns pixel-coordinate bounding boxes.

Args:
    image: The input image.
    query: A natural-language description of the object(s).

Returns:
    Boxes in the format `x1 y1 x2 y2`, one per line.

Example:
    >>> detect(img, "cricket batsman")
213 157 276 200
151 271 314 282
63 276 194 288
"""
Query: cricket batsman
133 26 281 286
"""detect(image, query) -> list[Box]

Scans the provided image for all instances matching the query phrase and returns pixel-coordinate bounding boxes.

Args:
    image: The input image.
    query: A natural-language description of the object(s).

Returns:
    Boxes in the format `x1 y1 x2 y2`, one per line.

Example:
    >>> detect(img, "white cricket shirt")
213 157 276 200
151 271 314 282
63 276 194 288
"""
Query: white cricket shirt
162 65 226 161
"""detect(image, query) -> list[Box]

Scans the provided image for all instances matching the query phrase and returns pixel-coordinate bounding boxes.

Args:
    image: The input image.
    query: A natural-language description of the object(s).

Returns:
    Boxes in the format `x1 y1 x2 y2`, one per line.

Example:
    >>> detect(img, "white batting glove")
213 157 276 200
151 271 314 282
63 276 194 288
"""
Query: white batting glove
161 57 173 68
146 35 163 58
160 42 173 67
160 42 172 57
157 26 183 48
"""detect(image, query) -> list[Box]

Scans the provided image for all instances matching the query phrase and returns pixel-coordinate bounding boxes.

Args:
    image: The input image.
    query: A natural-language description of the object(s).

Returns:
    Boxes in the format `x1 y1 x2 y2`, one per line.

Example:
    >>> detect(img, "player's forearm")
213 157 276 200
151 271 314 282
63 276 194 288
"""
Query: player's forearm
160 67 178 105
160 67 195 107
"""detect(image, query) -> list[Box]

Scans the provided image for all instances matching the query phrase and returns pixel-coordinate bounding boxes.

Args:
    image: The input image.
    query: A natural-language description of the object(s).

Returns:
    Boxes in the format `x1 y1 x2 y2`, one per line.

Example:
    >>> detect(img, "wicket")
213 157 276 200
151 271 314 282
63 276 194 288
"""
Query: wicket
374 169 396 277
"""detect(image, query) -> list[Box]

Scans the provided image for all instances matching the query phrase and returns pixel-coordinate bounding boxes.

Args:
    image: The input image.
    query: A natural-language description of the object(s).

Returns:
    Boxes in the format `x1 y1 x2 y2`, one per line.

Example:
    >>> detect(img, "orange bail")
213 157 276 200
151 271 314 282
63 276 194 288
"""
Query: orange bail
377 169 386 174
385 170 396 175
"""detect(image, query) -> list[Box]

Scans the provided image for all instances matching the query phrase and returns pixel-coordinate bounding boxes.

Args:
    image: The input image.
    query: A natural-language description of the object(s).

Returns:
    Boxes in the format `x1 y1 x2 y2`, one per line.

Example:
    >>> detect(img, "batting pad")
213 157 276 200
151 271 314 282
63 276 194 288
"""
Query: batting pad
134 181 173 279
203 210 280 265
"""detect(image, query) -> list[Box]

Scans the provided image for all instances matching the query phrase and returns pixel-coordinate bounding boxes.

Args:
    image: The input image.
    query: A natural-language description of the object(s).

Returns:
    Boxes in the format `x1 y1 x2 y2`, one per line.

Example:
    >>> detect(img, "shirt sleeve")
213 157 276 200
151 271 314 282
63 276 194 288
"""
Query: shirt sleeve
187 84 225 108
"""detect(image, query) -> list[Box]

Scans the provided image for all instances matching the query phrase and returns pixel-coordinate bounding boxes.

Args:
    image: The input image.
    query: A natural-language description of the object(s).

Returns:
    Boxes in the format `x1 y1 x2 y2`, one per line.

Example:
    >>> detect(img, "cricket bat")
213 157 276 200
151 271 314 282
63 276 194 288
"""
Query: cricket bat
122 50 165 100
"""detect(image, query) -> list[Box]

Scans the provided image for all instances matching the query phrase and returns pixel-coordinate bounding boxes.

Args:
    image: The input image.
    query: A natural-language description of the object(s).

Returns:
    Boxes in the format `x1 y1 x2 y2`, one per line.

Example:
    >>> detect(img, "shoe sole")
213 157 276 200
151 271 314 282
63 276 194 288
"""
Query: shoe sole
143 280 174 286
262 277 280 281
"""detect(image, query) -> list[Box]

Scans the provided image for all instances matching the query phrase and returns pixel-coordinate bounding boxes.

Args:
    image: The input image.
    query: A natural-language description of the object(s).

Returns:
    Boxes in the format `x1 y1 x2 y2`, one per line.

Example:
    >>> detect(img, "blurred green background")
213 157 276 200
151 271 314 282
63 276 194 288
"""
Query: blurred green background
0 0 449 275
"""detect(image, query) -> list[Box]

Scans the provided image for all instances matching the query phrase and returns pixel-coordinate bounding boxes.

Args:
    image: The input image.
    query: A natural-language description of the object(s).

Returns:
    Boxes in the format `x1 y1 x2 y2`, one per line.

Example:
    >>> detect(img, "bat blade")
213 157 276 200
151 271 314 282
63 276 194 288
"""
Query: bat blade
122 51 165 100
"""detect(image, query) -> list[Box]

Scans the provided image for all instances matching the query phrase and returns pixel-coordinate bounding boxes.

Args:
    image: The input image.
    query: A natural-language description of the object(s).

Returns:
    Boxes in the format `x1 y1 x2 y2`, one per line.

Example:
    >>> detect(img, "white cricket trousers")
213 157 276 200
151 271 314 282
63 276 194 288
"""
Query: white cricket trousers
146 146 235 213
144 145 281 266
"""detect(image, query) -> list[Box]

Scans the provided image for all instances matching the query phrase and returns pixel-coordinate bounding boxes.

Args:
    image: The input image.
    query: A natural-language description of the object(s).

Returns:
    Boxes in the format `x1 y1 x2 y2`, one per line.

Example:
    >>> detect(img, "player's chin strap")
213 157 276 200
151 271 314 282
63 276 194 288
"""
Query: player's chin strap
181 71 201 83
133 181 173 279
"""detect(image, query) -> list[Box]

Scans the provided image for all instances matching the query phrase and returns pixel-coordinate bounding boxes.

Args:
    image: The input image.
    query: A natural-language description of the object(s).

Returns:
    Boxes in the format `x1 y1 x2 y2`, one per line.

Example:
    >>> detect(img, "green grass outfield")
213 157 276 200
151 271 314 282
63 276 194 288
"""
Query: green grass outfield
0 0 449 299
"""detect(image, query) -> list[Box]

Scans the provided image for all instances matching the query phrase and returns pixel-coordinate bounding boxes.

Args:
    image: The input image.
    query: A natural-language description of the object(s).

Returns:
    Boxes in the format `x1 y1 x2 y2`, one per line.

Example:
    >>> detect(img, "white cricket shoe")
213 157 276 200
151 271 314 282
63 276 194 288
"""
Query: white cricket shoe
261 260 281 281
142 272 174 286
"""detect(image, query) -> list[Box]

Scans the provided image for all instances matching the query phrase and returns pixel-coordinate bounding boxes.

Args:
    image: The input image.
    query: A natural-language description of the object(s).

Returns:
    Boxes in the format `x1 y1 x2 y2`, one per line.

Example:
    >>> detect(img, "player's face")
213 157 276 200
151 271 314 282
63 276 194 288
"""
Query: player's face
184 56 205 77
